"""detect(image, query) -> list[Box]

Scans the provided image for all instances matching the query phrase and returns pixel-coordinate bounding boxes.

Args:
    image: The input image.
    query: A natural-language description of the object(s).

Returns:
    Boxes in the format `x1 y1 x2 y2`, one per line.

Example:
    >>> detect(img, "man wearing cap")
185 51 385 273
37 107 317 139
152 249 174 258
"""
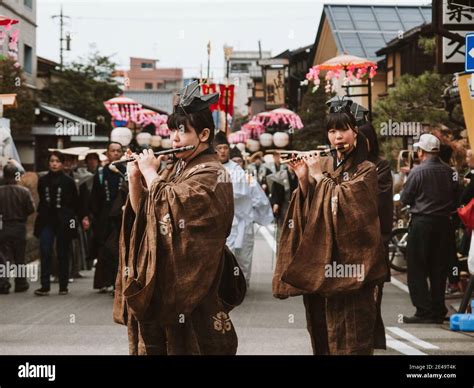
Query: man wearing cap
401 133 458 324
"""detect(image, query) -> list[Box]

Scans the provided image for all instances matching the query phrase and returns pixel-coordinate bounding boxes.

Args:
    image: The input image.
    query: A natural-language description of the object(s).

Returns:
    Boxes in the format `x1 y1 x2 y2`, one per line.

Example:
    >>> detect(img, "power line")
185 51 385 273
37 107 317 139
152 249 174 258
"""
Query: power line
72 15 318 22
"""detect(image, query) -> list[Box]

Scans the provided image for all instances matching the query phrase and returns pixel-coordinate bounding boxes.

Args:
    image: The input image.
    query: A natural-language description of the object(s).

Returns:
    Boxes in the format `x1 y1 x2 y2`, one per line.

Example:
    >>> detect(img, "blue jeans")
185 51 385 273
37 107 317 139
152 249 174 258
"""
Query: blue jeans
39 225 71 291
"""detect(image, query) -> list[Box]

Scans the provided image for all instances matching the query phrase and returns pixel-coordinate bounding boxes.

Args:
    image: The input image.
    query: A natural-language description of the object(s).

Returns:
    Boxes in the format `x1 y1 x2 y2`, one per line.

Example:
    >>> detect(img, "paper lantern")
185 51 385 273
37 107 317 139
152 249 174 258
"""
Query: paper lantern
136 132 152 147
110 127 133 147
273 132 289 148
161 138 172 149
246 139 260 152
259 133 273 147
150 135 162 148
236 143 246 153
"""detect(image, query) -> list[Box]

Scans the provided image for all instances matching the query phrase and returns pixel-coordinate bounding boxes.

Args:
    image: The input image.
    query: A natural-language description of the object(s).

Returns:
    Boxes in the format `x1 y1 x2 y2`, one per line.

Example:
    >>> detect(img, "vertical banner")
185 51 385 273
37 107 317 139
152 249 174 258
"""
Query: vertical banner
201 83 219 111
441 0 473 64
265 69 285 108
219 84 235 116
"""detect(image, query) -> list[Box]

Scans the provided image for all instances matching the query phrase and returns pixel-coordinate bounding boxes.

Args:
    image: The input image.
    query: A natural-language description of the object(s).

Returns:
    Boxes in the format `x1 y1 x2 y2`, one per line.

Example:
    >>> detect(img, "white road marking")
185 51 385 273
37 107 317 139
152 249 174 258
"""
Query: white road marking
387 327 439 350
257 223 438 355
391 277 409 293
258 225 277 254
385 334 427 355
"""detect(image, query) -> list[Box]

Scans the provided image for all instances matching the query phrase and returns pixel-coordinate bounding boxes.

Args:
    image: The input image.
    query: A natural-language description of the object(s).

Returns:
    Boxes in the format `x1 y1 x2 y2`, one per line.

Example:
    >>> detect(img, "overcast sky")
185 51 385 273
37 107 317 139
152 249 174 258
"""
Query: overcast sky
37 0 429 81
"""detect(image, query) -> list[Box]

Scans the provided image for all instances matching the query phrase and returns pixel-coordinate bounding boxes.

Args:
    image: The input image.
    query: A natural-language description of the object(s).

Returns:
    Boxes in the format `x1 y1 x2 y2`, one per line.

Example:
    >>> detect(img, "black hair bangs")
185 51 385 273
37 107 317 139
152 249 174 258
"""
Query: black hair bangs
167 109 215 144
167 112 189 131
325 111 357 132
49 150 65 164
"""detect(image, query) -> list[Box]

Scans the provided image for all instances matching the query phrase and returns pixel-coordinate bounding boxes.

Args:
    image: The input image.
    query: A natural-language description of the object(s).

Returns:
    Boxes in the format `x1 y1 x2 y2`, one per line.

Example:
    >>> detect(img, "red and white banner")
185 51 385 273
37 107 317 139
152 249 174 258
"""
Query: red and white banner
201 83 235 116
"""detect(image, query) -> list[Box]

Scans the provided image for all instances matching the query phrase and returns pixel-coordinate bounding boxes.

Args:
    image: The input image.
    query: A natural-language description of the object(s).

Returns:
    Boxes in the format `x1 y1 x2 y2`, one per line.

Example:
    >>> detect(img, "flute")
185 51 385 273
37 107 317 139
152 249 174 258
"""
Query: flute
111 145 195 166
280 144 350 164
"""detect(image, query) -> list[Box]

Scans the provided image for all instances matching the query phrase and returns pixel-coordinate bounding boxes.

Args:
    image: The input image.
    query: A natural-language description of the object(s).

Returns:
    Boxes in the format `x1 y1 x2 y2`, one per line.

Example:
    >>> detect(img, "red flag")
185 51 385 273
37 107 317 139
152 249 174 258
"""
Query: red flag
219 84 234 116
201 83 219 112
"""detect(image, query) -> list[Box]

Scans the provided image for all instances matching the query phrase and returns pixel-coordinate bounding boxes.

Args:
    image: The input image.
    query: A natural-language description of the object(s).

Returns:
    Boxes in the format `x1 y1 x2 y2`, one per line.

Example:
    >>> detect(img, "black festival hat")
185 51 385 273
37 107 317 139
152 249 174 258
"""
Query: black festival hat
174 80 219 115
326 96 368 126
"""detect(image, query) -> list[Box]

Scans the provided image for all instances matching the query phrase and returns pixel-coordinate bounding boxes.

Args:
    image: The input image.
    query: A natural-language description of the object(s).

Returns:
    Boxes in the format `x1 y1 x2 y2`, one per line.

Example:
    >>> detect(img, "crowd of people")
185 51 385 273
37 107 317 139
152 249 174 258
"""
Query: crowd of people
0 83 472 355
0 143 128 296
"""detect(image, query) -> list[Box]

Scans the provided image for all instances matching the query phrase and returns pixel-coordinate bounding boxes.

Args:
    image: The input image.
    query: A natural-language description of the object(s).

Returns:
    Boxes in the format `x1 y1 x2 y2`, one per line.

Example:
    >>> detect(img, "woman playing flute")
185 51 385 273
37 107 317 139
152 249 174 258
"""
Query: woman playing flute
272 101 388 355
113 81 240 355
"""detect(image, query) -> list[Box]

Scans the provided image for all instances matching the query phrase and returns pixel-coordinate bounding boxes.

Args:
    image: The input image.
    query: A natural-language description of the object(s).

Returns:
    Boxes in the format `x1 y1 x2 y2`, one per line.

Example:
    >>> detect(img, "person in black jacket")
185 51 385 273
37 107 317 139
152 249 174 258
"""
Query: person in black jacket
87 142 127 293
460 149 474 207
0 161 35 294
359 123 393 279
359 122 393 349
34 151 79 296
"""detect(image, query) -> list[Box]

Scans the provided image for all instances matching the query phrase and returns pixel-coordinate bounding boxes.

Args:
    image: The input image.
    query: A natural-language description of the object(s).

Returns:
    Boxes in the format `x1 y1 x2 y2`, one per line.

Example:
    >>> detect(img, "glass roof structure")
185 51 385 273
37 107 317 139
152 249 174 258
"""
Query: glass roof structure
323 4 432 61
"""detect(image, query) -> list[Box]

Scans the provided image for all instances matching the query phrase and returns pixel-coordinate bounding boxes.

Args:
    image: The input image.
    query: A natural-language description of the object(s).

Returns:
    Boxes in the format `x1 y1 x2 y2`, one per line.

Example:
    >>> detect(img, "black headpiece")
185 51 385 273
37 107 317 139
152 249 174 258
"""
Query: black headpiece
230 146 243 159
173 80 219 115
326 96 368 126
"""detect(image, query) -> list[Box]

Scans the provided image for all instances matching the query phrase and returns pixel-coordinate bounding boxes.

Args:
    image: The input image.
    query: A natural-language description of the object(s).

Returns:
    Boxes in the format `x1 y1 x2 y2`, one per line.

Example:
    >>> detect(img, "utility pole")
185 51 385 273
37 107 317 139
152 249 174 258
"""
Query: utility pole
51 6 71 71
207 41 211 82
223 45 233 136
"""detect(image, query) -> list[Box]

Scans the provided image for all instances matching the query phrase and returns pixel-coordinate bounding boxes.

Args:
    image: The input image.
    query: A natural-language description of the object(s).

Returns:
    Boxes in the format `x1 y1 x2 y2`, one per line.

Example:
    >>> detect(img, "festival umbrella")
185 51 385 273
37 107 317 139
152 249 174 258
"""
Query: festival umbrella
228 130 250 144
253 108 303 130
0 15 19 28
316 54 376 70
104 96 142 125
305 54 378 93
241 119 266 139
135 108 168 130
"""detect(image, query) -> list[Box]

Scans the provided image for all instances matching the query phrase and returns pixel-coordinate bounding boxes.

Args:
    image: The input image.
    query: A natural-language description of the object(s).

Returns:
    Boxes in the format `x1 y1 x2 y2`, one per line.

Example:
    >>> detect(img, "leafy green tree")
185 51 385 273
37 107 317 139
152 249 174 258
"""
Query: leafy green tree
41 51 121 135
373 71 464 161
294 78 333 150
0 57 35 136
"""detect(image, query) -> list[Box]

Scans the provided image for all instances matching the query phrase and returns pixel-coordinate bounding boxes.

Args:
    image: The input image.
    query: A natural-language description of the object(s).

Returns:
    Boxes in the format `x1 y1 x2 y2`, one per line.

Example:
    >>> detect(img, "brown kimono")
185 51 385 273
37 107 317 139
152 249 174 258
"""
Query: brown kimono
113 149 238 355
273 153 388 355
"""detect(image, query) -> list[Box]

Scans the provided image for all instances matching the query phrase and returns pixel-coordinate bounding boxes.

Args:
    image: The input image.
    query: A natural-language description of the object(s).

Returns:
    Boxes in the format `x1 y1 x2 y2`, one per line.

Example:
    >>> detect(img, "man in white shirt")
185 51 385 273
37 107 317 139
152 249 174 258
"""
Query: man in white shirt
214 131 272 287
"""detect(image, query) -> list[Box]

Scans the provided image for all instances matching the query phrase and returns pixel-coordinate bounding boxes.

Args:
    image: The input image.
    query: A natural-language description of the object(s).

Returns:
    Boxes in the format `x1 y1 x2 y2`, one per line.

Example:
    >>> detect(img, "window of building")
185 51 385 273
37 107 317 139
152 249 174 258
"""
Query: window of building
24 0 33 9
141 62 153 70
231 63 249 73
145 82 153 90
24 44 33 74
386 53 394 87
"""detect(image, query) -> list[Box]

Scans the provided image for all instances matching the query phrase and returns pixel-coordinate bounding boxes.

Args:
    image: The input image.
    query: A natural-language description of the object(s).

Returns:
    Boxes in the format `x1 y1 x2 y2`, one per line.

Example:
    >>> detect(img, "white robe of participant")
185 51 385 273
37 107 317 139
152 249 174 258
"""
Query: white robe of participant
224 160 272 286
249 174 273 227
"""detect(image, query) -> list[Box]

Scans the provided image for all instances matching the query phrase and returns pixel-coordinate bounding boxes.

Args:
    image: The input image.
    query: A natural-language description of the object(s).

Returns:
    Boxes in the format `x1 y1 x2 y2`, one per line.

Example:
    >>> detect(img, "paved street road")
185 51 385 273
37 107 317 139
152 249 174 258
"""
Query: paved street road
0 224 472 355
